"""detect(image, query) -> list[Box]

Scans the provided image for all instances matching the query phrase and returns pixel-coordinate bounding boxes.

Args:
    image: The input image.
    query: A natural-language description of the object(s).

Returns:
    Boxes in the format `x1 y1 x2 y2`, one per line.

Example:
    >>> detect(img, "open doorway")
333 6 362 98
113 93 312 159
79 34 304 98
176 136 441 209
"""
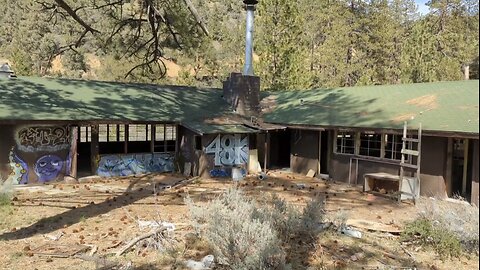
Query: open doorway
268 130 291 169
452 139 474 199
77 126 92 177
320 131 330 174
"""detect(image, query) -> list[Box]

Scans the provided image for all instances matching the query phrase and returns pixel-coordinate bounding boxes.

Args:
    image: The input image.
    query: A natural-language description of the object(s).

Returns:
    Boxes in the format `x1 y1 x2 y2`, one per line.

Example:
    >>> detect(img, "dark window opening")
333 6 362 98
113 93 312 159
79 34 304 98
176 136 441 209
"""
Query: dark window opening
359 133 382 157
195 136 202 150
336 132 355 154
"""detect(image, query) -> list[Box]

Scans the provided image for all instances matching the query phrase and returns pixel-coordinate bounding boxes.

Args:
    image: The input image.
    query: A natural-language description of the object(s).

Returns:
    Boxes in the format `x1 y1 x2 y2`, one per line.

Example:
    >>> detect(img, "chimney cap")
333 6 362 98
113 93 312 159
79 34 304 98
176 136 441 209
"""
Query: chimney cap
243 0 258 5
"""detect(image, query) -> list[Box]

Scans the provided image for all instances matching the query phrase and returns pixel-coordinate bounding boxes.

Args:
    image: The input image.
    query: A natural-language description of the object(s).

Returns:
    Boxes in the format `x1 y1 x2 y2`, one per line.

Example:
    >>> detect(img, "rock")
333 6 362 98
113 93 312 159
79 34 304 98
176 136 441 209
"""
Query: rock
78 176 102 183
339 226 362 239
185 255 215 270
64 176 78 184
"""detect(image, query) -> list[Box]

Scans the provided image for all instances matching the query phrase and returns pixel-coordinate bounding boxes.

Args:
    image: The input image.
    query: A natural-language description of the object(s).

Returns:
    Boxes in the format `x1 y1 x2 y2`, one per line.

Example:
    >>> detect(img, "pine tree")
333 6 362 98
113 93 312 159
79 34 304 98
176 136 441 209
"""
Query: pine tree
256 0 311 91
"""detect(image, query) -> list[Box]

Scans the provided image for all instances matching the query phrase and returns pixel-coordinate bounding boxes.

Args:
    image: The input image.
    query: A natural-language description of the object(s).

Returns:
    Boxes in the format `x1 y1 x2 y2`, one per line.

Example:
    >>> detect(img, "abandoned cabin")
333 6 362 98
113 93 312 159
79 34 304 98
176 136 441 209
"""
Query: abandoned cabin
0 70 478 205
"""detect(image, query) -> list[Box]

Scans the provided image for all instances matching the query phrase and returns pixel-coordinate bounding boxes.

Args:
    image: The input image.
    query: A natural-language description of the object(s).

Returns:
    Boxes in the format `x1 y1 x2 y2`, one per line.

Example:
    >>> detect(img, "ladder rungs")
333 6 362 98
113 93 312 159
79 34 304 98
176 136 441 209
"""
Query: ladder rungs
401 149 419 156
400 163 419 169
403 138 419 143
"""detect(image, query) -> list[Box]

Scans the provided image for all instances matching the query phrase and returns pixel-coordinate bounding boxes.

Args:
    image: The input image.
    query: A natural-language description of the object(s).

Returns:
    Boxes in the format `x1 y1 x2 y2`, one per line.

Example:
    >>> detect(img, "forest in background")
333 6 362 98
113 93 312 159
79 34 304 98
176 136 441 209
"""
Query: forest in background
0 0 478 90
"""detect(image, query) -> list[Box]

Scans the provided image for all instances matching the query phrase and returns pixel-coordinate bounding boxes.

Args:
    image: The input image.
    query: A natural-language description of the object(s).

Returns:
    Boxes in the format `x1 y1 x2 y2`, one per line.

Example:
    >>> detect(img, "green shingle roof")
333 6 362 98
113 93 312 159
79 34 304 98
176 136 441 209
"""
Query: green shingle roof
263 80 479 134
0 77 478 135
0 76 230 128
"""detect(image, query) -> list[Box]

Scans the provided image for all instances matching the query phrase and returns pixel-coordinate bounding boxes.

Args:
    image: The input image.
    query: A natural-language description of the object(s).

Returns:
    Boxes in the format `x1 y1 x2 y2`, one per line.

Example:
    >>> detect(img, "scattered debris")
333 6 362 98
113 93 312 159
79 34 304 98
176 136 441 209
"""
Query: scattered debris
258 172 267 181
63 176 78 184
78 175 102 183
185 254 215 270
30 243 90 258
338 226 362 239
346 219 402 234
115 226 168 257
43 231 65 241
137 220 175 232
296 183 306 189
306 169 316 178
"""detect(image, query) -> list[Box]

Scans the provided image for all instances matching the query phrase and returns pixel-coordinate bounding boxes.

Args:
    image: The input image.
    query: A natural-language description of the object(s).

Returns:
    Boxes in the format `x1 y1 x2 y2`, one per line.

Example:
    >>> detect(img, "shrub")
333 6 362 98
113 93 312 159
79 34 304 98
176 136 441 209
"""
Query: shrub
0 179 13 207
419 198 479 254
402 198 480 258
186 188 286 269
402 218 462 258
186 188 325 269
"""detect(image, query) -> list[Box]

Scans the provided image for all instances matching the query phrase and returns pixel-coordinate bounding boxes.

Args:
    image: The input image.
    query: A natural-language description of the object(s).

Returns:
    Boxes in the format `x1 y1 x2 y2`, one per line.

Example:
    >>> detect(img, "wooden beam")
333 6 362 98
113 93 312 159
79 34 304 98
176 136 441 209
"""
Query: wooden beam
318 130 322 174
124 124 129 154
354 132 361 155
380 133 386 159
164 124 167 152
446 138 453 196
462 139 469 195
264 132 270 173
150 124 155 153
90 125 99 175
70 126 78 178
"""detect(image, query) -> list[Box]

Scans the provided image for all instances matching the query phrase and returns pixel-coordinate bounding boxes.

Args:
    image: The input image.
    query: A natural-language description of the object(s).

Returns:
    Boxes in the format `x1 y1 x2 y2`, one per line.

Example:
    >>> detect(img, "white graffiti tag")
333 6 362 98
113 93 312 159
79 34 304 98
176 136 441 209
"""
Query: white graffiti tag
205 134 248 166
15 126 70 152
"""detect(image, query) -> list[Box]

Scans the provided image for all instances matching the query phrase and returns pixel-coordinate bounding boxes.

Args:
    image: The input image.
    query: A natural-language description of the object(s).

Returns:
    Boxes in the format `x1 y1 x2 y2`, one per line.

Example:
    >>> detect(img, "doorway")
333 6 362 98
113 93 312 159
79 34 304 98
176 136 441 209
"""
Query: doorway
452 139 473 199
268 130 291 169
320 131 330 174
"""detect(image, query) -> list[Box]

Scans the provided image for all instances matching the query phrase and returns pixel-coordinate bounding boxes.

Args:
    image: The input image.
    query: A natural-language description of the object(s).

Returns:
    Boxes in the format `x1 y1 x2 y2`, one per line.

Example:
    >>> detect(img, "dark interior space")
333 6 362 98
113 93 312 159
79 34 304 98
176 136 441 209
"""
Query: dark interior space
269 130 291 169
77 142 91 177
451 139 472 198
320 131 330 174
99 142 124 154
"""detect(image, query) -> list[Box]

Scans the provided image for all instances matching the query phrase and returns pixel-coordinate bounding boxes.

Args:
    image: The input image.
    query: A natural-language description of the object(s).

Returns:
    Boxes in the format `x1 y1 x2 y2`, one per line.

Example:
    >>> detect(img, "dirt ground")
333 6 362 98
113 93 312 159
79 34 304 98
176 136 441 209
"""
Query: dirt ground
0 171 478 270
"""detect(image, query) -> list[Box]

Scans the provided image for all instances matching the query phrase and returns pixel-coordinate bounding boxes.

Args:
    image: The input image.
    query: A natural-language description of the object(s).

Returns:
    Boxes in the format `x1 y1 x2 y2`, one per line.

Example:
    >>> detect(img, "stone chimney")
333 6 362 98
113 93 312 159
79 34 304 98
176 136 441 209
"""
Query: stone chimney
223 73 260 116
221 0 260 117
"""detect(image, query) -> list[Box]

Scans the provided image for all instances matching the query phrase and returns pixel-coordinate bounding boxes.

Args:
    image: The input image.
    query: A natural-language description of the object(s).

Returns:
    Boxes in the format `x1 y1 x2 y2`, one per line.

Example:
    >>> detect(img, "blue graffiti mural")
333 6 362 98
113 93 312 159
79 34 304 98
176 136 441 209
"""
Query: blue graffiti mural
34 155 64 183
209 168 231 178
97 153 174 177
9 149 28 184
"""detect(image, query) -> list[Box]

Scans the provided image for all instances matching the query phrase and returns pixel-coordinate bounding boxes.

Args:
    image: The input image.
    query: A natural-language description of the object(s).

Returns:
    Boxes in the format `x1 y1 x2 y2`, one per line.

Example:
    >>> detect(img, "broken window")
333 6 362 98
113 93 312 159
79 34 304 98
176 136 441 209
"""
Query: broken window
154 124 177 152
385 134 402 160
359 133 382 157
336 132 355 154
99 124 108 142
108 125 118 142
79 126 91 142
128 124 148 141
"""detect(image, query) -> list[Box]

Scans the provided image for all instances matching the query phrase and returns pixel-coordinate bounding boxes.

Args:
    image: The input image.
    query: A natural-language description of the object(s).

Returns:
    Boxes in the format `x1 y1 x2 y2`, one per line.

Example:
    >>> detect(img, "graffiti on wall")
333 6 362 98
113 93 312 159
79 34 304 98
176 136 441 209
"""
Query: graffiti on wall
7 125 72 185
16 126 70 152
97 153 174 177
205 134 248 166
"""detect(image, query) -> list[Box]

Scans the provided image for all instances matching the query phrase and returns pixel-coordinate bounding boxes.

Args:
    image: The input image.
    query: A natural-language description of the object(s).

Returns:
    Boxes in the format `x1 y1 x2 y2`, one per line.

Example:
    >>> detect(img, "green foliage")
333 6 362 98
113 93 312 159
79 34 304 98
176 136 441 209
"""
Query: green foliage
0 0 477 88
402 218 462 258
256 0 312 91
0 192 11 207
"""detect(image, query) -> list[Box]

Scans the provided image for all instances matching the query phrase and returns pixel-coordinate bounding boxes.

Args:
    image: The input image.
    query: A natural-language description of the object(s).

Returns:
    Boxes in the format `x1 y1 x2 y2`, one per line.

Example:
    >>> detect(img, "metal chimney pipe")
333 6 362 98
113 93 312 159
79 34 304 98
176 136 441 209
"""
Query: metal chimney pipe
243 0 258 76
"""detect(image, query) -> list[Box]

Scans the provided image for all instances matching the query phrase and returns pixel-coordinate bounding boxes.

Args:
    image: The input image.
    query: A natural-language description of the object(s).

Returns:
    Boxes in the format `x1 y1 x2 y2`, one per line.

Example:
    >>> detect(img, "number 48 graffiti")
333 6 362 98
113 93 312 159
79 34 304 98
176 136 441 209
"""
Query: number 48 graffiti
205 134 248 166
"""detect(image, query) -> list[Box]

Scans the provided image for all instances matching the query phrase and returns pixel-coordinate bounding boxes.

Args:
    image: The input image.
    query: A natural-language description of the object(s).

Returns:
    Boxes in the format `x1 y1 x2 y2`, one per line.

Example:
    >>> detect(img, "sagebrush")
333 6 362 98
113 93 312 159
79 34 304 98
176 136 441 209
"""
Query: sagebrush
402 198 479 258
186 188 325 269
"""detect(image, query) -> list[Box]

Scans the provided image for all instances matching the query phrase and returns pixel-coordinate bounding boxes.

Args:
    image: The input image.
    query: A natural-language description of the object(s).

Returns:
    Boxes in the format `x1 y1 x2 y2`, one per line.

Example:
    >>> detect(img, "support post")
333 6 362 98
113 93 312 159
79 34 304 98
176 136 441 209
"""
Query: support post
462 139 469 196
399 122 407 202
150 124 155 153
318 131 322 174
90 125 99 175
446 138 453 197
124 124 129 154
70 126 78 178
380 133 386 159
264 132 269 173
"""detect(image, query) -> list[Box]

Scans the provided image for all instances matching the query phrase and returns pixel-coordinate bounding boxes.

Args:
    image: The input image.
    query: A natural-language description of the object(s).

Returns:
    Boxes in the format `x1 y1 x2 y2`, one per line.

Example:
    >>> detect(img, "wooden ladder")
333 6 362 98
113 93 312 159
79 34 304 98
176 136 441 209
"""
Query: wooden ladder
398 122 422 204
